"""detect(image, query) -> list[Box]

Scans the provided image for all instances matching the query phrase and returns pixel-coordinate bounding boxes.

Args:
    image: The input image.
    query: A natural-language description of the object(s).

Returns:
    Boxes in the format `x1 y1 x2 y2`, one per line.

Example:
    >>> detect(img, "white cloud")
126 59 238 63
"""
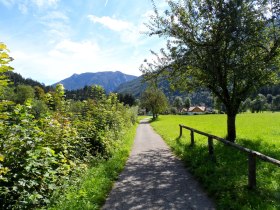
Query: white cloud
87 15 148 46
88 15 132 32
18 3 28 14
41 11 68 21
9 38 144 85
0 0 15 7
104 0 108 7
39 11 70 40
31 0 59 8
10 39 101 84
49 39 100 58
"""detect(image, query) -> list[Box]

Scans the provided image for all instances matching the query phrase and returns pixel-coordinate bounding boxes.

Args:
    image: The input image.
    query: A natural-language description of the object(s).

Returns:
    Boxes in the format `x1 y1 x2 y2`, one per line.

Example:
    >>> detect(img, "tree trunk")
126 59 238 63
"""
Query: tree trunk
227 113 236 142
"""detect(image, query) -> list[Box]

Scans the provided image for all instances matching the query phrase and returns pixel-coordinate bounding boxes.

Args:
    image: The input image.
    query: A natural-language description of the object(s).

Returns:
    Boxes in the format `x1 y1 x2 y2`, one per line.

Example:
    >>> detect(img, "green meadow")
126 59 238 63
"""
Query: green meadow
150 113 280 210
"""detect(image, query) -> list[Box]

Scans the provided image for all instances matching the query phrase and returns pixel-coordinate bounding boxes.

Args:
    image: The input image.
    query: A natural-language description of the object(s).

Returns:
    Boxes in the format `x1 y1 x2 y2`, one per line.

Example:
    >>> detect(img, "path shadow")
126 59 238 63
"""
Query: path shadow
103 148 215 210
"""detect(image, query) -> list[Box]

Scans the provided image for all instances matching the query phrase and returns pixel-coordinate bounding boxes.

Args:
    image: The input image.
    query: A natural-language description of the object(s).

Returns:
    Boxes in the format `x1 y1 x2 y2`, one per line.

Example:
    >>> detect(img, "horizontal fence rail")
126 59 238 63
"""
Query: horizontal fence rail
179 124 280 189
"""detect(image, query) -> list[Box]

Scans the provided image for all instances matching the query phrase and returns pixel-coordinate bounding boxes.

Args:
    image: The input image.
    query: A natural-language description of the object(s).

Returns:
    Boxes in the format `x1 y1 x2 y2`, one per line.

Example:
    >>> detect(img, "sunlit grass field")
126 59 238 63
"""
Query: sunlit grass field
150 113 280 210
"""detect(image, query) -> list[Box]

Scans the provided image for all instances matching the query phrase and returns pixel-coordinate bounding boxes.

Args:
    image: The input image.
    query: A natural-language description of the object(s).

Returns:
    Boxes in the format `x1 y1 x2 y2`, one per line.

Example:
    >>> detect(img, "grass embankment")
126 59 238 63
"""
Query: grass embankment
48 123 138 210
150 113 280 210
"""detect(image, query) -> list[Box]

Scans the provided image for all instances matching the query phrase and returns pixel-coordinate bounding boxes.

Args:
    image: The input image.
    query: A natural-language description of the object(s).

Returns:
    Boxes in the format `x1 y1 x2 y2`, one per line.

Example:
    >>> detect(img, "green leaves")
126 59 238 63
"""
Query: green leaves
0 81 138 209
0 42 13 96
140 87 168 119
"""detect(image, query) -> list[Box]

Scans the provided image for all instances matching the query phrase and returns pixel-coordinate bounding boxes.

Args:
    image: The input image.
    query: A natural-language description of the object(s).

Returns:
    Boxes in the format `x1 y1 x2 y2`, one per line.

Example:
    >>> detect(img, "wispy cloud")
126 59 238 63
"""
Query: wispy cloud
48 39 100 58
39 10 70 41
11 39 101 84
87 15 147 46
31 0 59 8
0 0 14 7
1 0 166 84
88 15 132 32
41 11 68 21
0 0 60 12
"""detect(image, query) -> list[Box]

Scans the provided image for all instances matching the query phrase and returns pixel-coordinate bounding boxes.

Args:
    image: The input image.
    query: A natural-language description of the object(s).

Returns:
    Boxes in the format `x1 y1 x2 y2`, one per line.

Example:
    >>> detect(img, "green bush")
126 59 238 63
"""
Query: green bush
0 91 137 209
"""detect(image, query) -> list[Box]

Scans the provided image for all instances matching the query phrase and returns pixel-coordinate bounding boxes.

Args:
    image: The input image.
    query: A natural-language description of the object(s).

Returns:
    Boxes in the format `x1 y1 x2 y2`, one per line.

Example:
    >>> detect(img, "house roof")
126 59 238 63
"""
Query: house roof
188 106 206 112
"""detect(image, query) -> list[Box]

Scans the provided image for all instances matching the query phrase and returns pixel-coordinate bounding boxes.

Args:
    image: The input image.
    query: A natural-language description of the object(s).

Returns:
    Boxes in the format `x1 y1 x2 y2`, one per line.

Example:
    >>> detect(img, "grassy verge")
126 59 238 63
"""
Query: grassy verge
47 124 138 210
150 114 280 210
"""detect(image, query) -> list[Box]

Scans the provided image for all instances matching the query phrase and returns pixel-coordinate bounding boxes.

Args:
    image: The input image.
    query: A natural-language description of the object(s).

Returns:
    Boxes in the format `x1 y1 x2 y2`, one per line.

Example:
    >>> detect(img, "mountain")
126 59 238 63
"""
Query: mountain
115 76 147 98
53 71 137 92
115 76 213 106
115 76 184 99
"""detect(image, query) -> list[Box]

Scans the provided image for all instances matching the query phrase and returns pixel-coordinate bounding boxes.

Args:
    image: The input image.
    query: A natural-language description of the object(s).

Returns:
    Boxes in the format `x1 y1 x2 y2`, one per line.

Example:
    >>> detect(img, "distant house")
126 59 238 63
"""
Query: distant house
188 106 206 113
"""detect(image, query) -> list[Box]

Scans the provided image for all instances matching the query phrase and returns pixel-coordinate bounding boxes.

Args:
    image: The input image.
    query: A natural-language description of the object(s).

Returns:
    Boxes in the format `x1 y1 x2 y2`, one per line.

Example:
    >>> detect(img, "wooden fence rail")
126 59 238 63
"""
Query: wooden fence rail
179 124 280 189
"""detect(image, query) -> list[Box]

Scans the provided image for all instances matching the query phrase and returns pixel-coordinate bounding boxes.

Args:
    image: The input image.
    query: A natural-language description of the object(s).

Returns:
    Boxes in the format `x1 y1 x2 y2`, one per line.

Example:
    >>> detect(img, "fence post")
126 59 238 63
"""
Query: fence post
190 130 194 146
248 153 256 189
208 136 214 156
179 125 182 138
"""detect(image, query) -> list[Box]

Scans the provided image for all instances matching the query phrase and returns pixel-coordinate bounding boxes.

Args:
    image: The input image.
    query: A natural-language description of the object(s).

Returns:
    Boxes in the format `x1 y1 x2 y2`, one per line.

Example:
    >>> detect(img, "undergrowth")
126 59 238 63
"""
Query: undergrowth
47 123 137 210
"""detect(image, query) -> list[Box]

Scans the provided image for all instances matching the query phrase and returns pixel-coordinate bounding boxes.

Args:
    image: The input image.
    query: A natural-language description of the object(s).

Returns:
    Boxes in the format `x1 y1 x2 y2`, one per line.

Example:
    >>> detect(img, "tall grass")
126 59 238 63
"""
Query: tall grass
150 113 280 210
47 124 137 210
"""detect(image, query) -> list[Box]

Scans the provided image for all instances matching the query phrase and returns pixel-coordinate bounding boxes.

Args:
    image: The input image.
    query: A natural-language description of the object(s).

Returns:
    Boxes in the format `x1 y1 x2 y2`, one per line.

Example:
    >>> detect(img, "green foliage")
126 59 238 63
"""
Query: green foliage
117 93 136 106
142 0 280 141
184 97 191 110
173 96 183 112
140 87 168 119
65 85 106 101
48 123 137 210
0 81 138 209
150 114 280 209
0 103 85 209
272 95 280 111
250 94 267 113
15 84 35 104
0 42 13 96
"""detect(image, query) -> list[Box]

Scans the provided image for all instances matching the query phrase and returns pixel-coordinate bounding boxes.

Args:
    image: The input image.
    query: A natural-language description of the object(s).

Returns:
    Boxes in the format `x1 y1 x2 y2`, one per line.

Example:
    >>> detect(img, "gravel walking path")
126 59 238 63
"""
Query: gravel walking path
102 120 215 210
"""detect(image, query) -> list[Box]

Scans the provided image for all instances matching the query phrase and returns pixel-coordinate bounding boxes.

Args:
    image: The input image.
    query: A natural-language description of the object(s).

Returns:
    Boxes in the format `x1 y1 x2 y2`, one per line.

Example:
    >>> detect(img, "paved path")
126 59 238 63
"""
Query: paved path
102 120 215 210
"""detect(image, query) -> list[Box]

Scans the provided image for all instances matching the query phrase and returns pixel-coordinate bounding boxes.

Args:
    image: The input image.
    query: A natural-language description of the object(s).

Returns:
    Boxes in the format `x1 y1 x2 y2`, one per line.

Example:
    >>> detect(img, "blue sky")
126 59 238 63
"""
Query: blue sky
0 0 167 85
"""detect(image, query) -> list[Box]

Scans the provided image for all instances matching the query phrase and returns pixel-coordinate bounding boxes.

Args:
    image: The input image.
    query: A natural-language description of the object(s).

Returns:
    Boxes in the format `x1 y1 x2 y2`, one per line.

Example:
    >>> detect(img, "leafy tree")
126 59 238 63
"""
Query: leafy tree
34 85 45 100
0 42 13 96
14 84 35 104
141 87 168 119
51 84 67 112
214 97 226 113
90 85 105 101
272 95 280 111
117 93 135 106
239 98 251 113
142 0 280 141
135 99 140 106
267 94 273 104
250 94 267 113
184 97 191 110
31 99 49 118
173 96 183 112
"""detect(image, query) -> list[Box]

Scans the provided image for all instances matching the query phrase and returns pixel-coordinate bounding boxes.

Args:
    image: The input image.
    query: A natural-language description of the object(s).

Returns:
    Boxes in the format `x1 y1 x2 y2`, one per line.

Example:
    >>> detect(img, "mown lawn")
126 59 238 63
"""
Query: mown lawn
150 113 280 210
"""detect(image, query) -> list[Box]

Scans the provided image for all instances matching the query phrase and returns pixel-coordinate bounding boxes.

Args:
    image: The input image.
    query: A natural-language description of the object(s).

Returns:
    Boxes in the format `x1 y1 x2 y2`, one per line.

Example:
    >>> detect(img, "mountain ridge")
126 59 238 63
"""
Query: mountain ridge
53 71 137 92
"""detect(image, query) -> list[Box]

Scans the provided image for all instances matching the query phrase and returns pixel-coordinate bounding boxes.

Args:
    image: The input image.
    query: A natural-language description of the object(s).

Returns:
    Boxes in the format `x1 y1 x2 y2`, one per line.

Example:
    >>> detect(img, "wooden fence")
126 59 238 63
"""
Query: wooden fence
179 124 280 189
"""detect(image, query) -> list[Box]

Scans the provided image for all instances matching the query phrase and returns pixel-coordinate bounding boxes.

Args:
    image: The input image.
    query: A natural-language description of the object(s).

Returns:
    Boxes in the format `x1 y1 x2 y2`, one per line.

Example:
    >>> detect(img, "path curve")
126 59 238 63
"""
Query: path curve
102 119 215 210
